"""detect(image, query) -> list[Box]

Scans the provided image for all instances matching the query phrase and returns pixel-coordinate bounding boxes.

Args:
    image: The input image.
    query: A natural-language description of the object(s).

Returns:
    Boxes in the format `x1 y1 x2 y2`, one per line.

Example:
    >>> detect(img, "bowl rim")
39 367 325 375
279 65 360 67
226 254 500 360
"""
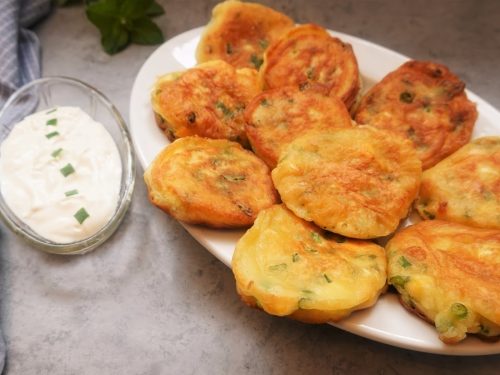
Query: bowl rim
0 76 136 254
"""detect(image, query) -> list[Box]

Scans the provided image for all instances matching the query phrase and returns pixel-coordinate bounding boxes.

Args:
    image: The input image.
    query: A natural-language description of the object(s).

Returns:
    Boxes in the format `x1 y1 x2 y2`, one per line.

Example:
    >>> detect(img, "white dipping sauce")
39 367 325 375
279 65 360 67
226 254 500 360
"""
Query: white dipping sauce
0 106 122 243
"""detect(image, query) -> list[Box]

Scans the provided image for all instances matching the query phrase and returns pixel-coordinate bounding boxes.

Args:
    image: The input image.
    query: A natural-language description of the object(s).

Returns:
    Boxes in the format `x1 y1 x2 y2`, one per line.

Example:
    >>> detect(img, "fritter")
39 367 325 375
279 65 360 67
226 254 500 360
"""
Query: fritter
232 204 387 323
196 0 294 70
259 24 360 109
244 86 353 168
354 60 477 169
144 137 278 228
272 127 421 239
416 136 500 229
151 60 260 147
386 220 500 344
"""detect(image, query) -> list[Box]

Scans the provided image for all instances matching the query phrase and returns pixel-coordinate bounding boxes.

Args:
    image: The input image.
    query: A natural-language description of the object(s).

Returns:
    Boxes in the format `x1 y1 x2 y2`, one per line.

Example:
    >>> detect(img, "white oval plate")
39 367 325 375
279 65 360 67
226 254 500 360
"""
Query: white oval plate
129 27 500 355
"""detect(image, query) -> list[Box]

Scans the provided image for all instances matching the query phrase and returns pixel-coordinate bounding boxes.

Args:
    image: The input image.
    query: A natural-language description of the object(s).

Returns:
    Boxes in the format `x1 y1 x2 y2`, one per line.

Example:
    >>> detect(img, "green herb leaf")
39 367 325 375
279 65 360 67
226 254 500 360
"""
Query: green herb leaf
74 207 90 224
129 17 164 45
389 275 410 288
292 253 300 262
223 175 245 182
86 0 164 55
215 101 233 117
46 131 59 139
323 274 332 283
46 118 58 126
60 163 75 177
46 108 57 114
65 189 79 197
268 263 287 271
51 148 63 158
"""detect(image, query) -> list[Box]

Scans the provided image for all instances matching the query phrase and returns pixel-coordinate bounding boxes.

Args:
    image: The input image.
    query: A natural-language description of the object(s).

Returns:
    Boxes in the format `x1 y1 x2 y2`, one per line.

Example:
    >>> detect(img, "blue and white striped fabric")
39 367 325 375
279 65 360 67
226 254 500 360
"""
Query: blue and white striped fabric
0 0 51 370
0 0 51 109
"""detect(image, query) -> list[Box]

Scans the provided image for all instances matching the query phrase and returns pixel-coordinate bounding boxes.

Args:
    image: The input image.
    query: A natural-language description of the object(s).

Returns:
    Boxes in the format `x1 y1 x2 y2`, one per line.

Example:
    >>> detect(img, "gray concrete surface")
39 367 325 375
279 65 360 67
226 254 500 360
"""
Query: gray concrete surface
1 1 500 374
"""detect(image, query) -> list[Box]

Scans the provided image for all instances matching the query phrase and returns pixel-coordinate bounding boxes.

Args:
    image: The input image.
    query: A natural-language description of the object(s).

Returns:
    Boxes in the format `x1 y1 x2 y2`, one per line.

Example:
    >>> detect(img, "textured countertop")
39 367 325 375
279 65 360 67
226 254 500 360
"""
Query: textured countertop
1 1 500 374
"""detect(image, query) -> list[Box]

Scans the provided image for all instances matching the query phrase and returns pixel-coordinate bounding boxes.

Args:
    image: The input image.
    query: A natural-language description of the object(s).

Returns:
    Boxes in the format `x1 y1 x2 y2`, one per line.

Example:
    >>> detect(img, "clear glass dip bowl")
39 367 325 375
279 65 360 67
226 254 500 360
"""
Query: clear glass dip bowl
0 76 135 254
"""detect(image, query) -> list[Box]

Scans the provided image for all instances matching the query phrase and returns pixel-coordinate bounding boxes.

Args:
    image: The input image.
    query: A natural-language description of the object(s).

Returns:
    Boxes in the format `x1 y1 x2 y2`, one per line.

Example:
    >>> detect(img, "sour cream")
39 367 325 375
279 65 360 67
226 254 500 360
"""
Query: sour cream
0 106 122 243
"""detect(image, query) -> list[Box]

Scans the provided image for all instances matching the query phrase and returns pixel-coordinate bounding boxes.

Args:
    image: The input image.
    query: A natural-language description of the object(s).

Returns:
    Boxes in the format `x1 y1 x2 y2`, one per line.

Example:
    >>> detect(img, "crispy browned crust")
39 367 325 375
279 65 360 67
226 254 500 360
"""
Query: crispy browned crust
244 86 353 168
196 0 294 69
386 220 500 343
272 127 422 239
354 60 477 169
416 136 500 229
151 60 260 147
143 137 278 228
259 24 360 109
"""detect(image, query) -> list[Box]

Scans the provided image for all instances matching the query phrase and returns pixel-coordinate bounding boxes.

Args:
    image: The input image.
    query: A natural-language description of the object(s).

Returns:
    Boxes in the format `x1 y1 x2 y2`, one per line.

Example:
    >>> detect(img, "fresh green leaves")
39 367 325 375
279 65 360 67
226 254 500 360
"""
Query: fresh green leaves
85 0 165 54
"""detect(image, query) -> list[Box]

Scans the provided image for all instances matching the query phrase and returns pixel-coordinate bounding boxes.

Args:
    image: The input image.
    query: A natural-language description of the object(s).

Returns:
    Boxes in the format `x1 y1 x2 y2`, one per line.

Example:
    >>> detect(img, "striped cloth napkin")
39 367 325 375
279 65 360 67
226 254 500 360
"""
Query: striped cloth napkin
0 0 51 371
0 0 51 109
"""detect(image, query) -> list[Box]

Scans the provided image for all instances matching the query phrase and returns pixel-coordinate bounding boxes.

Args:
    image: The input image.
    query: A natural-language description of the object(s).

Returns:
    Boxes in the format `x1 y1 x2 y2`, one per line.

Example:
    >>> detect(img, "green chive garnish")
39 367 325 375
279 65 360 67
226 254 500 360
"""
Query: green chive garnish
390 275 410 288
74 207 89 224
46 108 57 114
60 163 75 177
268 263 287 271
259 39 269 49
311 232 322 243
51 148 63 158
46 118 58 126
65 189 79 197
292 253 300 262
323 274 332 283
250 54 264 70
46 131 59 139
451 303 468 319
398 256 412 268
223 175 245 182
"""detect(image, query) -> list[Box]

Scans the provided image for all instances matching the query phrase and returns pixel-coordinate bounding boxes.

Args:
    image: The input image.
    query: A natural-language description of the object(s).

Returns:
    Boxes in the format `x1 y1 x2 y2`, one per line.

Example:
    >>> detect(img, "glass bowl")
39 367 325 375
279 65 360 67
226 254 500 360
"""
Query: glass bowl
0 76 135 254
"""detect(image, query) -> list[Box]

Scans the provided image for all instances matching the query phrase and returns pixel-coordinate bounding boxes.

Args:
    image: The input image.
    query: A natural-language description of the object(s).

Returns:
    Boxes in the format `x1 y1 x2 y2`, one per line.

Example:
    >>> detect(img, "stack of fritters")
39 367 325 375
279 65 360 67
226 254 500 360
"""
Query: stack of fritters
143 0 499 344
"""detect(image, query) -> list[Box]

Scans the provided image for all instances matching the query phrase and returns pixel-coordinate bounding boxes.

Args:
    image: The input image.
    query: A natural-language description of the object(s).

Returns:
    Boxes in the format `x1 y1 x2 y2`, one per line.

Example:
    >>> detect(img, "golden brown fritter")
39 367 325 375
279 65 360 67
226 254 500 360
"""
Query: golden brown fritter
232 204 387 323
386 220 500 344
272 127 422 239
244 86 353 168
144 137 278 228
196 0 294 70
259 24 360 109
151 60 260 147
354 60 477 169
416 137 500 229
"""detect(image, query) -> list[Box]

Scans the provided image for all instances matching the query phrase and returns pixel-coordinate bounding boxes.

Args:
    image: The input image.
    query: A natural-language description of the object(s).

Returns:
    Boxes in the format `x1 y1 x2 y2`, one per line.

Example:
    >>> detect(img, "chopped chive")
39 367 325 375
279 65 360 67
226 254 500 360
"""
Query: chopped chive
215 101 233 117
259 39 269 49
292 253 300 262
65 189 79 197
311 232 322 243
451 303 468 319
390 275 410 288
46 108 57 114
323 274 332 283
223 175 245 182
51 148 63 158
74 207 89 224
46 131 59 139
46 118 58 126
302 289 314 294
268 263 287 271
422 209 436 220
398 256 412 268
250 54 263 70
60 163 75 177
400 91 414 103
260 98 269 107
305 246 318 253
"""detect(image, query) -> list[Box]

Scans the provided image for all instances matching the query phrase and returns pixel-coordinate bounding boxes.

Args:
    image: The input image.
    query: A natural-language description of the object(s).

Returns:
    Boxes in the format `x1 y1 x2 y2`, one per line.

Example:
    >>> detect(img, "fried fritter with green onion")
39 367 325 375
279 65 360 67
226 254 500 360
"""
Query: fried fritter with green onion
232 204 387 323
196 0 293 70
244 86 353 168
272 127 421 239
151 60 260 147
259 24 360 109
416 136 500 229
144 137 278 228
386 220 500 344
354 60 477 169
